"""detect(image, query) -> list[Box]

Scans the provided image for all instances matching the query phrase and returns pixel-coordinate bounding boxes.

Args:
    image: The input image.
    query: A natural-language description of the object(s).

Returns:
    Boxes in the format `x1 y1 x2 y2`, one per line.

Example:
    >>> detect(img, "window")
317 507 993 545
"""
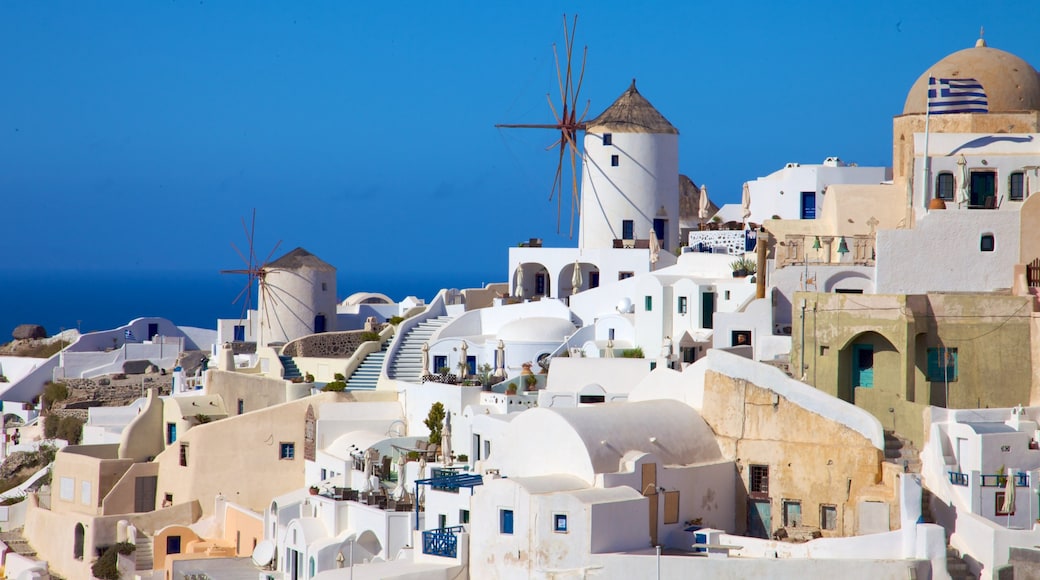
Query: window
618 271 633 280
678 296 688 314
553 513 568 533
724 291 731 300
438 514 447 529
981 234 995 252
782 500 802 527
664 491 680 524
996 492 1015 516
535 272 546 295
611 154 620 167
579 394 605 404
500 509 514 534
237 398 244 415
589 271 600 288
321 282 328 291
60 477 74 501
166 422 177 445
179 443 188 467
820 505 837 530
460 509 470 524
320 468 327 480
1010 171 1025 201
81 481 91 505
750 465 769 495
645 296 653 311
164 493 174 507
926 348 958 382
622 219 634 239
434 355 447 374
608 328 615 340
280 443 295 460
936 172 955 201
603 133 612 145
166 535 182 555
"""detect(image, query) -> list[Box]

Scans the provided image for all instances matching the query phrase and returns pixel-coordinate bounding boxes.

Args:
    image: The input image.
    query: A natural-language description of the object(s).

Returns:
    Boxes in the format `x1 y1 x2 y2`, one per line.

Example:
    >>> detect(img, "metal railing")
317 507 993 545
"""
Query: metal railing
422 525 464 558
980 472 1029 487
947 471 969 486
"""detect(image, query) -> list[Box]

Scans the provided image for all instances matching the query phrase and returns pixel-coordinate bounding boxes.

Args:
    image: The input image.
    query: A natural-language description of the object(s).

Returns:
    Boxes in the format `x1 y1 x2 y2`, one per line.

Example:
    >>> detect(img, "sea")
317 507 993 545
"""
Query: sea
0 270 498 339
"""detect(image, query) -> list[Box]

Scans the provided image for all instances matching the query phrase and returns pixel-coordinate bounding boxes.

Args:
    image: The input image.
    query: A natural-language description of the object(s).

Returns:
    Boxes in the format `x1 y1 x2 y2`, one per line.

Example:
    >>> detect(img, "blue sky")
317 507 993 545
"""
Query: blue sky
3 0 1039 284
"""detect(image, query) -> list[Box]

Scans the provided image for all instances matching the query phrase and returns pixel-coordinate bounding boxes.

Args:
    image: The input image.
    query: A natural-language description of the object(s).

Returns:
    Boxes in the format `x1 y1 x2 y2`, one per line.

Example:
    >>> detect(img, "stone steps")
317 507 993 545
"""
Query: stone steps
388 315 453 383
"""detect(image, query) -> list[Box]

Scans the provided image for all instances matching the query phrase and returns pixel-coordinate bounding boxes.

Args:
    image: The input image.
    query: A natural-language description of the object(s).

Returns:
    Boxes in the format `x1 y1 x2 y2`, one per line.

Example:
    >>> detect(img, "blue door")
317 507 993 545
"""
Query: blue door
166 422 177 444
314 315 326 333
853 345 874 388
801 191 816 219
749 500 771 538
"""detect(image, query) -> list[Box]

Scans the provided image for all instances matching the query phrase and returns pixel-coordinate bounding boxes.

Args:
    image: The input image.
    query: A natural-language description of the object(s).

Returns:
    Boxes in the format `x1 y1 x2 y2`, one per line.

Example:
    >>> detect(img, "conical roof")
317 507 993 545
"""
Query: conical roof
268 247 336 272
586 79 679 135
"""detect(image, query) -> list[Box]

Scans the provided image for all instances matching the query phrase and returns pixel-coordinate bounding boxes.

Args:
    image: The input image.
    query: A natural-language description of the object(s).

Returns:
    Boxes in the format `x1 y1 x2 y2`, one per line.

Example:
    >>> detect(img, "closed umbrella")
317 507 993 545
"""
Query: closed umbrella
515 267 524 300
392 452 409 501
421 342 430 377
1002 468 1016 516
604 338 615 358
459 341 468 380
571 260 582 295
441 412 453 466
698 184 710 220
495 339 506 378
742 182 752 222
649 228 661 267
957 155 969 206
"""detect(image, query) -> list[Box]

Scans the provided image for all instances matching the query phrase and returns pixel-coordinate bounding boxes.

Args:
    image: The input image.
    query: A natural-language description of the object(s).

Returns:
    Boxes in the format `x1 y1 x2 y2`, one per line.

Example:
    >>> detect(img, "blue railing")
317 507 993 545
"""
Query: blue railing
948 471 969 486
980 473 1029 487
422 526 464 558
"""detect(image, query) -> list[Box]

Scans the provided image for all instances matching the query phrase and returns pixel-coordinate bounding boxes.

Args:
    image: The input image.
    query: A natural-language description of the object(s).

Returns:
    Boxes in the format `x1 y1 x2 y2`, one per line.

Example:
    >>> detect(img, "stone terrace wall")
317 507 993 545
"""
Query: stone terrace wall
281 326 387 358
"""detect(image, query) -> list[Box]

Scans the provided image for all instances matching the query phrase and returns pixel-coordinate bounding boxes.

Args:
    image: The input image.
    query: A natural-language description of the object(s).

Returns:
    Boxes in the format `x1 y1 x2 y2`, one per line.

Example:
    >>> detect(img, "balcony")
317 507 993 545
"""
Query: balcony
422 525 464 558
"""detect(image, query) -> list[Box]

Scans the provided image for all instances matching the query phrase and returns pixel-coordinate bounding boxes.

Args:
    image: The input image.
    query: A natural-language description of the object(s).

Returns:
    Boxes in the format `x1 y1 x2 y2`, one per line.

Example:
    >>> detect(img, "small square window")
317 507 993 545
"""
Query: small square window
926 347 957 382
820 504 837 530
237 399 244 415
321 282 328 291
678 296 688 314
553 513 568 532
936 173 955 201
500 509 514 534
750 465 769 494
179 443 188 467
602 133 612 146
280 442 295 460
981 234 995 252
645 296 653 311
611 154 620 167
460 509 470 524
618 271 633 280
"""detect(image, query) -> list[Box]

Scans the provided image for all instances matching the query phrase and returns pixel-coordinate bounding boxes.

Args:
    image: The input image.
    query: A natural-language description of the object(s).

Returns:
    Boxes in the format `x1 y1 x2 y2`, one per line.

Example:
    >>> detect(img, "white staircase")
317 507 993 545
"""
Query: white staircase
388 315 452 383
345 350 386 390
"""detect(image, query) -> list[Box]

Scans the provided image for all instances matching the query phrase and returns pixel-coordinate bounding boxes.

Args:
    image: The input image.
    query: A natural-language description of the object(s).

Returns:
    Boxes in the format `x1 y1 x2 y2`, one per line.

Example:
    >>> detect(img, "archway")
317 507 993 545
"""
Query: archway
73 523 85 560
838 331 900 404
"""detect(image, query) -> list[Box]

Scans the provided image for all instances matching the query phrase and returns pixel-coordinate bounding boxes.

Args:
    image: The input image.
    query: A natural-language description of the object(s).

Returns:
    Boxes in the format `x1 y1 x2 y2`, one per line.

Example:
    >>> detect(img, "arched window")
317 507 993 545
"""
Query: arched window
936 172 955 200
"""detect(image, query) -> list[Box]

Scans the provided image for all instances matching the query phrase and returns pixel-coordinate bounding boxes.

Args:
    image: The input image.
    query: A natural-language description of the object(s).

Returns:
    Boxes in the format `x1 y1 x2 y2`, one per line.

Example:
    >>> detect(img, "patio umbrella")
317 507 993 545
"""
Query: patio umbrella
417 456 426 508
742 182 752 222
421 342 430 377
495 340 506 378
649 228 661 267
571 260 582 295
957 155 969 206
441 412 453 466
515 267 524 299
360 447 376 492
698 185 710 220
392 452 409 501
1002 468 1016 515
459 341 468 379
604 339 615 358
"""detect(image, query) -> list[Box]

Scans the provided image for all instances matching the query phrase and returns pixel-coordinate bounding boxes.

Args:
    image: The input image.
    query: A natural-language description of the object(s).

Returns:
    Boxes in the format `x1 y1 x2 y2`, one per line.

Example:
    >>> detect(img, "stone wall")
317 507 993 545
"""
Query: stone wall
281 326 386 358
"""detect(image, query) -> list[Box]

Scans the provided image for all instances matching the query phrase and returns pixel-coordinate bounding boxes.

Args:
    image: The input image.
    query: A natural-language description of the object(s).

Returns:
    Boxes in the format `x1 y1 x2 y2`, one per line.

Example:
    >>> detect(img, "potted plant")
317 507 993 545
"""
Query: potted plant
309 485 319 496
506 383 518 395
524 374 538 391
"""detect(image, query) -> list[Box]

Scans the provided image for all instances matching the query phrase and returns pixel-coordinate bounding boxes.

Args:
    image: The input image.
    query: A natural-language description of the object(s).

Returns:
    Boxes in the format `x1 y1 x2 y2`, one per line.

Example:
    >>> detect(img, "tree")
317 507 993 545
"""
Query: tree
424 402 446 446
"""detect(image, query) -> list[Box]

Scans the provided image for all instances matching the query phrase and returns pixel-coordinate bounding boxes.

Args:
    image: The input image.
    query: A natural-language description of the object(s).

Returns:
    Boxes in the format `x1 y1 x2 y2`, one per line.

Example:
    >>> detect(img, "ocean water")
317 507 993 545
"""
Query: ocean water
0 270 497 339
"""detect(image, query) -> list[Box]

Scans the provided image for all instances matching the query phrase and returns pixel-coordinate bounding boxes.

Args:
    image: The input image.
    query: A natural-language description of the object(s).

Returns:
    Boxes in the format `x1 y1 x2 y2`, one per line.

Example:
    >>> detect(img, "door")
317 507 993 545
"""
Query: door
801 191 816 219
314 314 326 333
653 218 667 250
749 500 771 538
233 325 245 341
134 475 157 512
642 463 658 545
852 345 874 388
701 292 716 329
971 171 996 207
148 323 159 340
166 422 177 444
589 271 600 289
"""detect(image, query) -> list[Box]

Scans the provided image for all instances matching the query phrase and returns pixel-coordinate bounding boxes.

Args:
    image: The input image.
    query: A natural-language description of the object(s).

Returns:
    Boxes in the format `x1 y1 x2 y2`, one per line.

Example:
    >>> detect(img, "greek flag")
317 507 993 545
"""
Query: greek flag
928 77 988 114
124 329 135 341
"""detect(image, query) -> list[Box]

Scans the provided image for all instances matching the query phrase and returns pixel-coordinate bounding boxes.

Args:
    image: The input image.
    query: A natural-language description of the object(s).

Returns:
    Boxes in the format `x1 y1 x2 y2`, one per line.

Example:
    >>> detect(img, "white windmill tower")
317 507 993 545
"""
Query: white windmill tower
579 80 680 252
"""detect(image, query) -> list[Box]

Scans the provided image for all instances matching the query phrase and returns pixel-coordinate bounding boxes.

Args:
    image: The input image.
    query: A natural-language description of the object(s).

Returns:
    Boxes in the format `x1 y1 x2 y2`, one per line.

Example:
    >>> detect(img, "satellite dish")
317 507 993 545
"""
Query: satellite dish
251 539 276 567
616 297 633 313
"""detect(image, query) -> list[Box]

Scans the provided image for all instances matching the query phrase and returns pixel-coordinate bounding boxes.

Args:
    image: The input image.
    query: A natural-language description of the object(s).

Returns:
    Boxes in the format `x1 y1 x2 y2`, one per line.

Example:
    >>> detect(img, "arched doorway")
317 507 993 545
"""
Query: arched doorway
839 331 899 404
74 523 85 560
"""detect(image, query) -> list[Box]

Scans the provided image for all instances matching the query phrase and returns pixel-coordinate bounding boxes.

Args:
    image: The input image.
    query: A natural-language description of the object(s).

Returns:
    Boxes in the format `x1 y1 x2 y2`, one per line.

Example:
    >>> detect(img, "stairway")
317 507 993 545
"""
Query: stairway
945 546 975 580
388 315 453 383
883 431 921 474
346 350 386 390
278 355 302 380
135 533 154 571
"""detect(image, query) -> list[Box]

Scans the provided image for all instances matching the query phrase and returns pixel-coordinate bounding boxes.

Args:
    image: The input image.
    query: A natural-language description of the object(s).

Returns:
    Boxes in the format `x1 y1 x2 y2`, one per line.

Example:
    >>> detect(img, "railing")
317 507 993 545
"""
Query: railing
422 525 464 558
980 472 1029 487
775 234 876 269
948 471 969 486
430 467 462 492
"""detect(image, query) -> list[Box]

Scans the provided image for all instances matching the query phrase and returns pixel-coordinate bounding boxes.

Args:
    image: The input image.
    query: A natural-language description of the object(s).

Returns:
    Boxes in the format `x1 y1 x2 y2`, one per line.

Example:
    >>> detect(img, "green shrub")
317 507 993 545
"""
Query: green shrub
42 382 69 411
304 372 315 383
457 454 468 462
424 402 445 446
43 414 60 439
195 414 212 424
360 331 381 343
322 381 347 392
334 372 345 381
91 542 136 580
57 416 84 444
620 348 645 359
389 316 404 325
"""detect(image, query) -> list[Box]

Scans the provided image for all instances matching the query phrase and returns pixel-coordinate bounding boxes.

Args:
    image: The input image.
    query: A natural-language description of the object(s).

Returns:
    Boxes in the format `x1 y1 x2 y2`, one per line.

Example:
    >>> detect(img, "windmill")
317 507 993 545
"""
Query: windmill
221 209 283 347
496 14 590 237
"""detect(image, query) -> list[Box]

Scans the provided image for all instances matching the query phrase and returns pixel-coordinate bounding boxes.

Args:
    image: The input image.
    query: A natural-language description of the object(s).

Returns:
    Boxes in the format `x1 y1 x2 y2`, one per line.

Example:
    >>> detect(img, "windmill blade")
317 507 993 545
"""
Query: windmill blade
573 46 588 115
562 14 576 111
546 93 563 125
230 241 250 268
261 239 284 269
553 42 567 111
568 135 580 237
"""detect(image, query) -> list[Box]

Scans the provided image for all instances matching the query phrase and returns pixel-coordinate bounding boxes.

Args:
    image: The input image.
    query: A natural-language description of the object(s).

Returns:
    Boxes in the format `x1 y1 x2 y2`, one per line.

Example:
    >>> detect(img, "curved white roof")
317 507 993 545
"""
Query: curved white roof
287 517 330 546
492 399 721 484
497 317 576 342
341 292 394 306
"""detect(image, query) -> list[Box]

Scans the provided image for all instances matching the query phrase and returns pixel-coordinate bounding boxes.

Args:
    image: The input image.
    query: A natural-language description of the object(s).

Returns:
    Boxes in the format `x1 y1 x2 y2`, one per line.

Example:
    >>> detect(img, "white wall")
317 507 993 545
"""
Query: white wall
745 161 890 223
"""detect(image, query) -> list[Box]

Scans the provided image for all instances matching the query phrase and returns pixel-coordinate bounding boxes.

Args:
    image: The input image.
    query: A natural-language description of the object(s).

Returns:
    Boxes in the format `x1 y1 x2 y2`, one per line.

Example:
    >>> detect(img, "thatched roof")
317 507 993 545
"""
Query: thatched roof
586 79 678 135
268 247 336 272
678 174 719 226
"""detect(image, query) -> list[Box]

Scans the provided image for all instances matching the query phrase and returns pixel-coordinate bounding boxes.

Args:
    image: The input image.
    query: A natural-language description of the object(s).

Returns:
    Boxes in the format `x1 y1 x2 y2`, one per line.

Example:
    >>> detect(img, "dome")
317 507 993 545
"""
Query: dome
497 317 576 343
903 39 1040 114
